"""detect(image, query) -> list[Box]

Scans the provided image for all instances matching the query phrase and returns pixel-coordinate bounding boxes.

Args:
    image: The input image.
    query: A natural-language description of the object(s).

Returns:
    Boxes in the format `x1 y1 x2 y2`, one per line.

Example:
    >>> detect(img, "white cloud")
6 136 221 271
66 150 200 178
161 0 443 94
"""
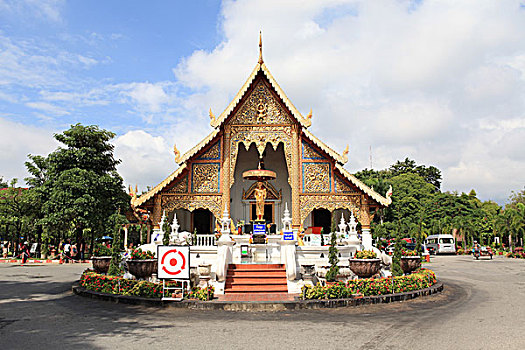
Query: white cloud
0 117 58 182
168 0 525 204
26 101 69 116
0 0 64 23
113 130 174 193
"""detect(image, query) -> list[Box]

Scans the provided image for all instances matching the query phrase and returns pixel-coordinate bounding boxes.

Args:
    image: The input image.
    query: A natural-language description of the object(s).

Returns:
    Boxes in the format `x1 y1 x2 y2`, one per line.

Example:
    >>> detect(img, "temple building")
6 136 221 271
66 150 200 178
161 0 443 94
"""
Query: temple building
131 36 391 245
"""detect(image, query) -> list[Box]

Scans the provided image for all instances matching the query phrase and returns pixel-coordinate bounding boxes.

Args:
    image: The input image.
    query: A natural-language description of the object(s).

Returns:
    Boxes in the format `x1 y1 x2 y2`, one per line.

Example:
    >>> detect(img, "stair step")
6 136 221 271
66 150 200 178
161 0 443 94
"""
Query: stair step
228 264 284 270
227 270 286 277
226 278 288 285
224 284 289 292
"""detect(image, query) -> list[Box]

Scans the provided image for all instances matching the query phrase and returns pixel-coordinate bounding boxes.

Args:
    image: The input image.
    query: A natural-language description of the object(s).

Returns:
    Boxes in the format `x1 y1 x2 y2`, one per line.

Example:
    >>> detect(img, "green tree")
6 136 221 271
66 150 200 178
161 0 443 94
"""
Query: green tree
325 230 339 282
162 214 170 246
108 212 127 276
26 124 129 253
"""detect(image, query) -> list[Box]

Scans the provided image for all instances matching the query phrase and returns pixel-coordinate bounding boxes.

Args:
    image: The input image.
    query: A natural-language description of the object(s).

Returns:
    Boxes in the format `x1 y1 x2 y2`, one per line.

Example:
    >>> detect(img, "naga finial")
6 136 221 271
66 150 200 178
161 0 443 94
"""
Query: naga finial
306 109 312 120
173 143 181 163
258 31 264 64
386 185 393 202
342 144 349 164
209 108 216 126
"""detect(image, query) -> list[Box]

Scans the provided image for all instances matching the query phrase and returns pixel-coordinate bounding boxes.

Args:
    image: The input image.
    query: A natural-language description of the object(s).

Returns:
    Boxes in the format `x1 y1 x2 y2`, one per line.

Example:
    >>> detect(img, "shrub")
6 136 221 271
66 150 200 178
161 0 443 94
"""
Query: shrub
302 269 437 300
400 249 418 257
355 250 377 259
130 248 155 260
92 243 112 257
79 271 215 300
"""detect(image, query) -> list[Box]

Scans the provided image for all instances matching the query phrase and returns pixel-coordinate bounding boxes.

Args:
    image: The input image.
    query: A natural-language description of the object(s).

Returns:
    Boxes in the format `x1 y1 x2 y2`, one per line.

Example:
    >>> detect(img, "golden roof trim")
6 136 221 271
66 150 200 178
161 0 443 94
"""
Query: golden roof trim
132 163 188 207
302 128 346 164
177 129 220 165
335 164 391 207
210 62 311 129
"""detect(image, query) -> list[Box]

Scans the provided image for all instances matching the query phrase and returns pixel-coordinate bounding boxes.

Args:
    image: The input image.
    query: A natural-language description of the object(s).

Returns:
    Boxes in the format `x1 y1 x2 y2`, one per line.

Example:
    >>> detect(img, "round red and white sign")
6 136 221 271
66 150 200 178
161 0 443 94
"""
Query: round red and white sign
157 246 190 279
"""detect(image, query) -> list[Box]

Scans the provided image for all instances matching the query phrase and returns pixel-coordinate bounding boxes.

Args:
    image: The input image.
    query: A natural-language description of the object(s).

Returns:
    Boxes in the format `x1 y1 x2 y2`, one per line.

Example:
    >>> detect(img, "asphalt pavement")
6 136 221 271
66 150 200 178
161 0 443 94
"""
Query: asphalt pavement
1 255 524 349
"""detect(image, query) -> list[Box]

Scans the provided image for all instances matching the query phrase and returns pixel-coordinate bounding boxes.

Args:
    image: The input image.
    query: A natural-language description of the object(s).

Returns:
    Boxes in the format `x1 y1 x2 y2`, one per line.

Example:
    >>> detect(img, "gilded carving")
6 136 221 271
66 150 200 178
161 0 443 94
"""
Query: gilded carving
167 174 188 194
334 175 356 194
302 141 324 160
197 140 221 160
302 163 331 193
299 194 361 225
229 125 294 187
162 194 222 219
229 81 293 125
192 163 220 193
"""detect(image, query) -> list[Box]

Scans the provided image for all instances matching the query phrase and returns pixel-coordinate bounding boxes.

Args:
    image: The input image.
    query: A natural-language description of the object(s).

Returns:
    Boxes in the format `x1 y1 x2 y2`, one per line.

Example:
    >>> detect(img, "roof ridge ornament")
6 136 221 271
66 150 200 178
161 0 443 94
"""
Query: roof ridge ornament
209 108 216 126
258 31 263 64
173 143 181 163
342 144 349 164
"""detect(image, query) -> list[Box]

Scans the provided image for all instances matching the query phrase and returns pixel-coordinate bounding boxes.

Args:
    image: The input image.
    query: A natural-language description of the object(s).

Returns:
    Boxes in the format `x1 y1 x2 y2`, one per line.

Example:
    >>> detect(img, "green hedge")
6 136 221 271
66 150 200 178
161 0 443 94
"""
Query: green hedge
302 268 437 300
79 271 214 300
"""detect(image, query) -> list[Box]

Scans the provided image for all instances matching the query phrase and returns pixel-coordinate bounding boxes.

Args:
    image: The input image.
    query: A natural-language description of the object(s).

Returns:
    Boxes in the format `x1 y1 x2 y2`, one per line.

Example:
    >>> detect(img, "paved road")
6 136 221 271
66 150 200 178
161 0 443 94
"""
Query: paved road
1 256 524 349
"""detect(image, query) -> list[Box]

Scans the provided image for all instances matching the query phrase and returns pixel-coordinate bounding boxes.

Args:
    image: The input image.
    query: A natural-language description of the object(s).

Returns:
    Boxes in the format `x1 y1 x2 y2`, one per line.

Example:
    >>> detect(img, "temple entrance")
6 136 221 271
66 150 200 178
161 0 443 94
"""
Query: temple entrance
312 209 331 235
192 209 212 235
231 143 291 228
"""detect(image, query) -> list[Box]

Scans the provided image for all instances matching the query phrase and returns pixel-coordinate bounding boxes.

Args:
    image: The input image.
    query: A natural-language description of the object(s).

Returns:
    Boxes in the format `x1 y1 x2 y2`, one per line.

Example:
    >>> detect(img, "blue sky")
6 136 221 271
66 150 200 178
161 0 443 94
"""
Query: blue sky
1 0 525 205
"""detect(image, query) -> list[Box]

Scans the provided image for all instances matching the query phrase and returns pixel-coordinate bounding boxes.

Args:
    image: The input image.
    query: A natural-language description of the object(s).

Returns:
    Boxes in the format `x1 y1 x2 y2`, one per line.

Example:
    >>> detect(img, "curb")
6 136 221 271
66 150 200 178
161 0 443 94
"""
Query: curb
72 281 444 311
0 259 91 264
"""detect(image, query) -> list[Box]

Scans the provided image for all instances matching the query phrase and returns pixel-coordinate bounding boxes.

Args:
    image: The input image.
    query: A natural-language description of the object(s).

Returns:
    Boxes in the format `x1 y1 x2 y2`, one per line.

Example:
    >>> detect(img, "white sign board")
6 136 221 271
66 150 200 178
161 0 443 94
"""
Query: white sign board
157 245 190 280
30 243 38 254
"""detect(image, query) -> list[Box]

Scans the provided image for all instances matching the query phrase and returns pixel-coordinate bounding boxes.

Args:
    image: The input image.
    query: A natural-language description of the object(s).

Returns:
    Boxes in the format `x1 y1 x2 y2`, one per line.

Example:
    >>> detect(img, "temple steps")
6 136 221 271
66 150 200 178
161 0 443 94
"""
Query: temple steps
224 263 288 294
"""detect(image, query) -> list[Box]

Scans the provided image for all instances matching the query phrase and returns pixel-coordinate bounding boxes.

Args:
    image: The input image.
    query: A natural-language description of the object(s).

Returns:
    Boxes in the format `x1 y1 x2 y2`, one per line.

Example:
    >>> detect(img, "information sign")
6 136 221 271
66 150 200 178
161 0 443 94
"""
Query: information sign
253 224 266 235
283 231 295 241
157 246 190 280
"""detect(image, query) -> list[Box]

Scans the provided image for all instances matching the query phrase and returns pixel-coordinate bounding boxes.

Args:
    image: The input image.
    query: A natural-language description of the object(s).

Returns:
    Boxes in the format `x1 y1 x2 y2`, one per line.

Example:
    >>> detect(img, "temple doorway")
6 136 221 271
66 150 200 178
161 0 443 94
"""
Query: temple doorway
312 209 331 235
192 209 212 235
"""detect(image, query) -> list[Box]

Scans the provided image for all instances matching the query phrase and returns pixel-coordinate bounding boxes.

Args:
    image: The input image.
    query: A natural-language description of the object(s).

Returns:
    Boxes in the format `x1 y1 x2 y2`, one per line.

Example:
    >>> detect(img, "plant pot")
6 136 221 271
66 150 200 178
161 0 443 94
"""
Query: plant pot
92 256 112 274
198 263 212 277
400 256 421 274
127 259 158 279
348 258 381 278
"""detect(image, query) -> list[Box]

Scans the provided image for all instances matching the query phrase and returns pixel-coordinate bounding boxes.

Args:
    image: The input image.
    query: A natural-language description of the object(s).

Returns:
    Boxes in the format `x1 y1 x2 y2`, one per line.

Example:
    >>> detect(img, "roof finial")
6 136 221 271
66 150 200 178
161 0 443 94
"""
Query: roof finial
258 31 263 64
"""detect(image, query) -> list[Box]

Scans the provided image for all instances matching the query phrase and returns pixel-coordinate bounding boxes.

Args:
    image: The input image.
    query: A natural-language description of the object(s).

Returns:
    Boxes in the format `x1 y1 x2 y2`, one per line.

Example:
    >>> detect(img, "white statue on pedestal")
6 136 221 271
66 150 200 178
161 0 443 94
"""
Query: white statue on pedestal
347 212 361 246
282 203 292 232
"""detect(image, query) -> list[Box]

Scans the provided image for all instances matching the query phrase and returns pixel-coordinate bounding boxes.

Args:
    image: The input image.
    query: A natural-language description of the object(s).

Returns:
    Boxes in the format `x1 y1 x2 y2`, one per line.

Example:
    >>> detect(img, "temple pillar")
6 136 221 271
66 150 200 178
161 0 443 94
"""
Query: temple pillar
222 128 231 213
291 126 301 228
152 195 162 229
359 199 373 250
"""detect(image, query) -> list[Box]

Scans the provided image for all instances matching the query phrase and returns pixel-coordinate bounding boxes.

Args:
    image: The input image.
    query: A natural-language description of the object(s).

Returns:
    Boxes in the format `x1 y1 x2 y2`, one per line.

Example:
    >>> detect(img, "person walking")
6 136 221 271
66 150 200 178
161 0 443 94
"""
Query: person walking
20 241 30 264
63 240 71 264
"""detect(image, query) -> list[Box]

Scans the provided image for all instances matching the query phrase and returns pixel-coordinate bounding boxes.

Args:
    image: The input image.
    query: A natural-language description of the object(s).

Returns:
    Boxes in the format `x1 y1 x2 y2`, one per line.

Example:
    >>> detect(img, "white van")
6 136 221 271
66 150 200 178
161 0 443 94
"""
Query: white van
425 234 456 254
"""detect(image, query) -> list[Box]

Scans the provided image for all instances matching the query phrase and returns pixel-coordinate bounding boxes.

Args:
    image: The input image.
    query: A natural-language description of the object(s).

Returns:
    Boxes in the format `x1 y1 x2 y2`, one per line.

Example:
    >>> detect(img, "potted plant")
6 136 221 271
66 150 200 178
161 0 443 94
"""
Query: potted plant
400 249 421 274
349 250 381 278
92 244 113 274
127 248 157 279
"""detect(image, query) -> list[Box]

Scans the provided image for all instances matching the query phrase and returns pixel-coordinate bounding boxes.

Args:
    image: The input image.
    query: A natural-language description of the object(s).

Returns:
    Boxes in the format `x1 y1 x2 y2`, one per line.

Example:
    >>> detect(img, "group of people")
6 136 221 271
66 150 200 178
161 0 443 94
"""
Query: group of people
60 239 86 263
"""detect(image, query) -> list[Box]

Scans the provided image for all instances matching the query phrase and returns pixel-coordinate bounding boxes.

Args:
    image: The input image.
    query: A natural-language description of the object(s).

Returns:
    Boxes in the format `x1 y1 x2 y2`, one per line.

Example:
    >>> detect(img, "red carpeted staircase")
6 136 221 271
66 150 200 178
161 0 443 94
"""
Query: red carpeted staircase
224 263 288 294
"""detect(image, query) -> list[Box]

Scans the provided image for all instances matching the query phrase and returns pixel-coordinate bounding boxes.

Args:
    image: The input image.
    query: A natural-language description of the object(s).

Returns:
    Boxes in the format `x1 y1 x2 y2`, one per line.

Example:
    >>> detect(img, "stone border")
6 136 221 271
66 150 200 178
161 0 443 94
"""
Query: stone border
72 281 444 311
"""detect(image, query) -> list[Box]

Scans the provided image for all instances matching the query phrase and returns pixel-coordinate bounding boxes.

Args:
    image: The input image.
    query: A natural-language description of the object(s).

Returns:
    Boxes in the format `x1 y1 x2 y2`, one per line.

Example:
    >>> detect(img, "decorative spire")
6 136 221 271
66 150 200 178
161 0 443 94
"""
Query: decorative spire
258 31 264 64
173 143 181 163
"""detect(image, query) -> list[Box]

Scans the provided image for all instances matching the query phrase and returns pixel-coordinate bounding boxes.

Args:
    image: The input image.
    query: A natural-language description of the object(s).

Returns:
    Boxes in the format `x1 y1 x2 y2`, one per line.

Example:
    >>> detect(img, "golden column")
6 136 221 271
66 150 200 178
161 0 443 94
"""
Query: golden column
222 127 231 213
291 125 301 228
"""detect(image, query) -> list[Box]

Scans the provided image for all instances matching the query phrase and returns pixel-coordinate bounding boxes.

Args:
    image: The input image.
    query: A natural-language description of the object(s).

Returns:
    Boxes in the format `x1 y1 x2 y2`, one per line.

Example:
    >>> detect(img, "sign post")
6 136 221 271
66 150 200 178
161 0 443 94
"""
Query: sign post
157 245 190 301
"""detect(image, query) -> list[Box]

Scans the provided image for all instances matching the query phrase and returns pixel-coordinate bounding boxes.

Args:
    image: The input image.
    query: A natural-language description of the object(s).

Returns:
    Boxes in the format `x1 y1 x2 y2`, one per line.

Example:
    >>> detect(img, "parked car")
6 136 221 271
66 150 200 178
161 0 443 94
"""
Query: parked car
425 234 456 254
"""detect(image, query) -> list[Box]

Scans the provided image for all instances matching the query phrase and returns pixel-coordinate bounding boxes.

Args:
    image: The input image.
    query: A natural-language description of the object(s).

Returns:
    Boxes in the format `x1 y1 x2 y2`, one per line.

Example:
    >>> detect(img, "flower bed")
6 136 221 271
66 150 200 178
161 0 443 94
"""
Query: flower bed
302 268 437 300
79 271 214 300
506 251 525 259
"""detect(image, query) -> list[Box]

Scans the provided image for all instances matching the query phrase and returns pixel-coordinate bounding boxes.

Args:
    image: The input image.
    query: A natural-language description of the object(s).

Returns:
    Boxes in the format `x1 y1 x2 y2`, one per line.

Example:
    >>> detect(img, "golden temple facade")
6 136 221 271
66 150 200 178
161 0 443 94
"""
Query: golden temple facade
131 37 391 237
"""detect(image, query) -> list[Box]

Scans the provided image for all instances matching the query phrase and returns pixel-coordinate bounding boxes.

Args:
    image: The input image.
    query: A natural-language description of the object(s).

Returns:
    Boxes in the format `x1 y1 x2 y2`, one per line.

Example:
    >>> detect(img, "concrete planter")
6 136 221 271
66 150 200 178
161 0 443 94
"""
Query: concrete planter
92 257 112 274
348 258 381 278
127 259 158 279
400 256 421 274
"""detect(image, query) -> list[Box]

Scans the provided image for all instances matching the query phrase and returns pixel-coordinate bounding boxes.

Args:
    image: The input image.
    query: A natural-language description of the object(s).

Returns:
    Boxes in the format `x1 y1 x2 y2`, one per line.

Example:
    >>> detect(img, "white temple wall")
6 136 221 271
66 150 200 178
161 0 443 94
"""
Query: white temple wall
230 143 291 226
